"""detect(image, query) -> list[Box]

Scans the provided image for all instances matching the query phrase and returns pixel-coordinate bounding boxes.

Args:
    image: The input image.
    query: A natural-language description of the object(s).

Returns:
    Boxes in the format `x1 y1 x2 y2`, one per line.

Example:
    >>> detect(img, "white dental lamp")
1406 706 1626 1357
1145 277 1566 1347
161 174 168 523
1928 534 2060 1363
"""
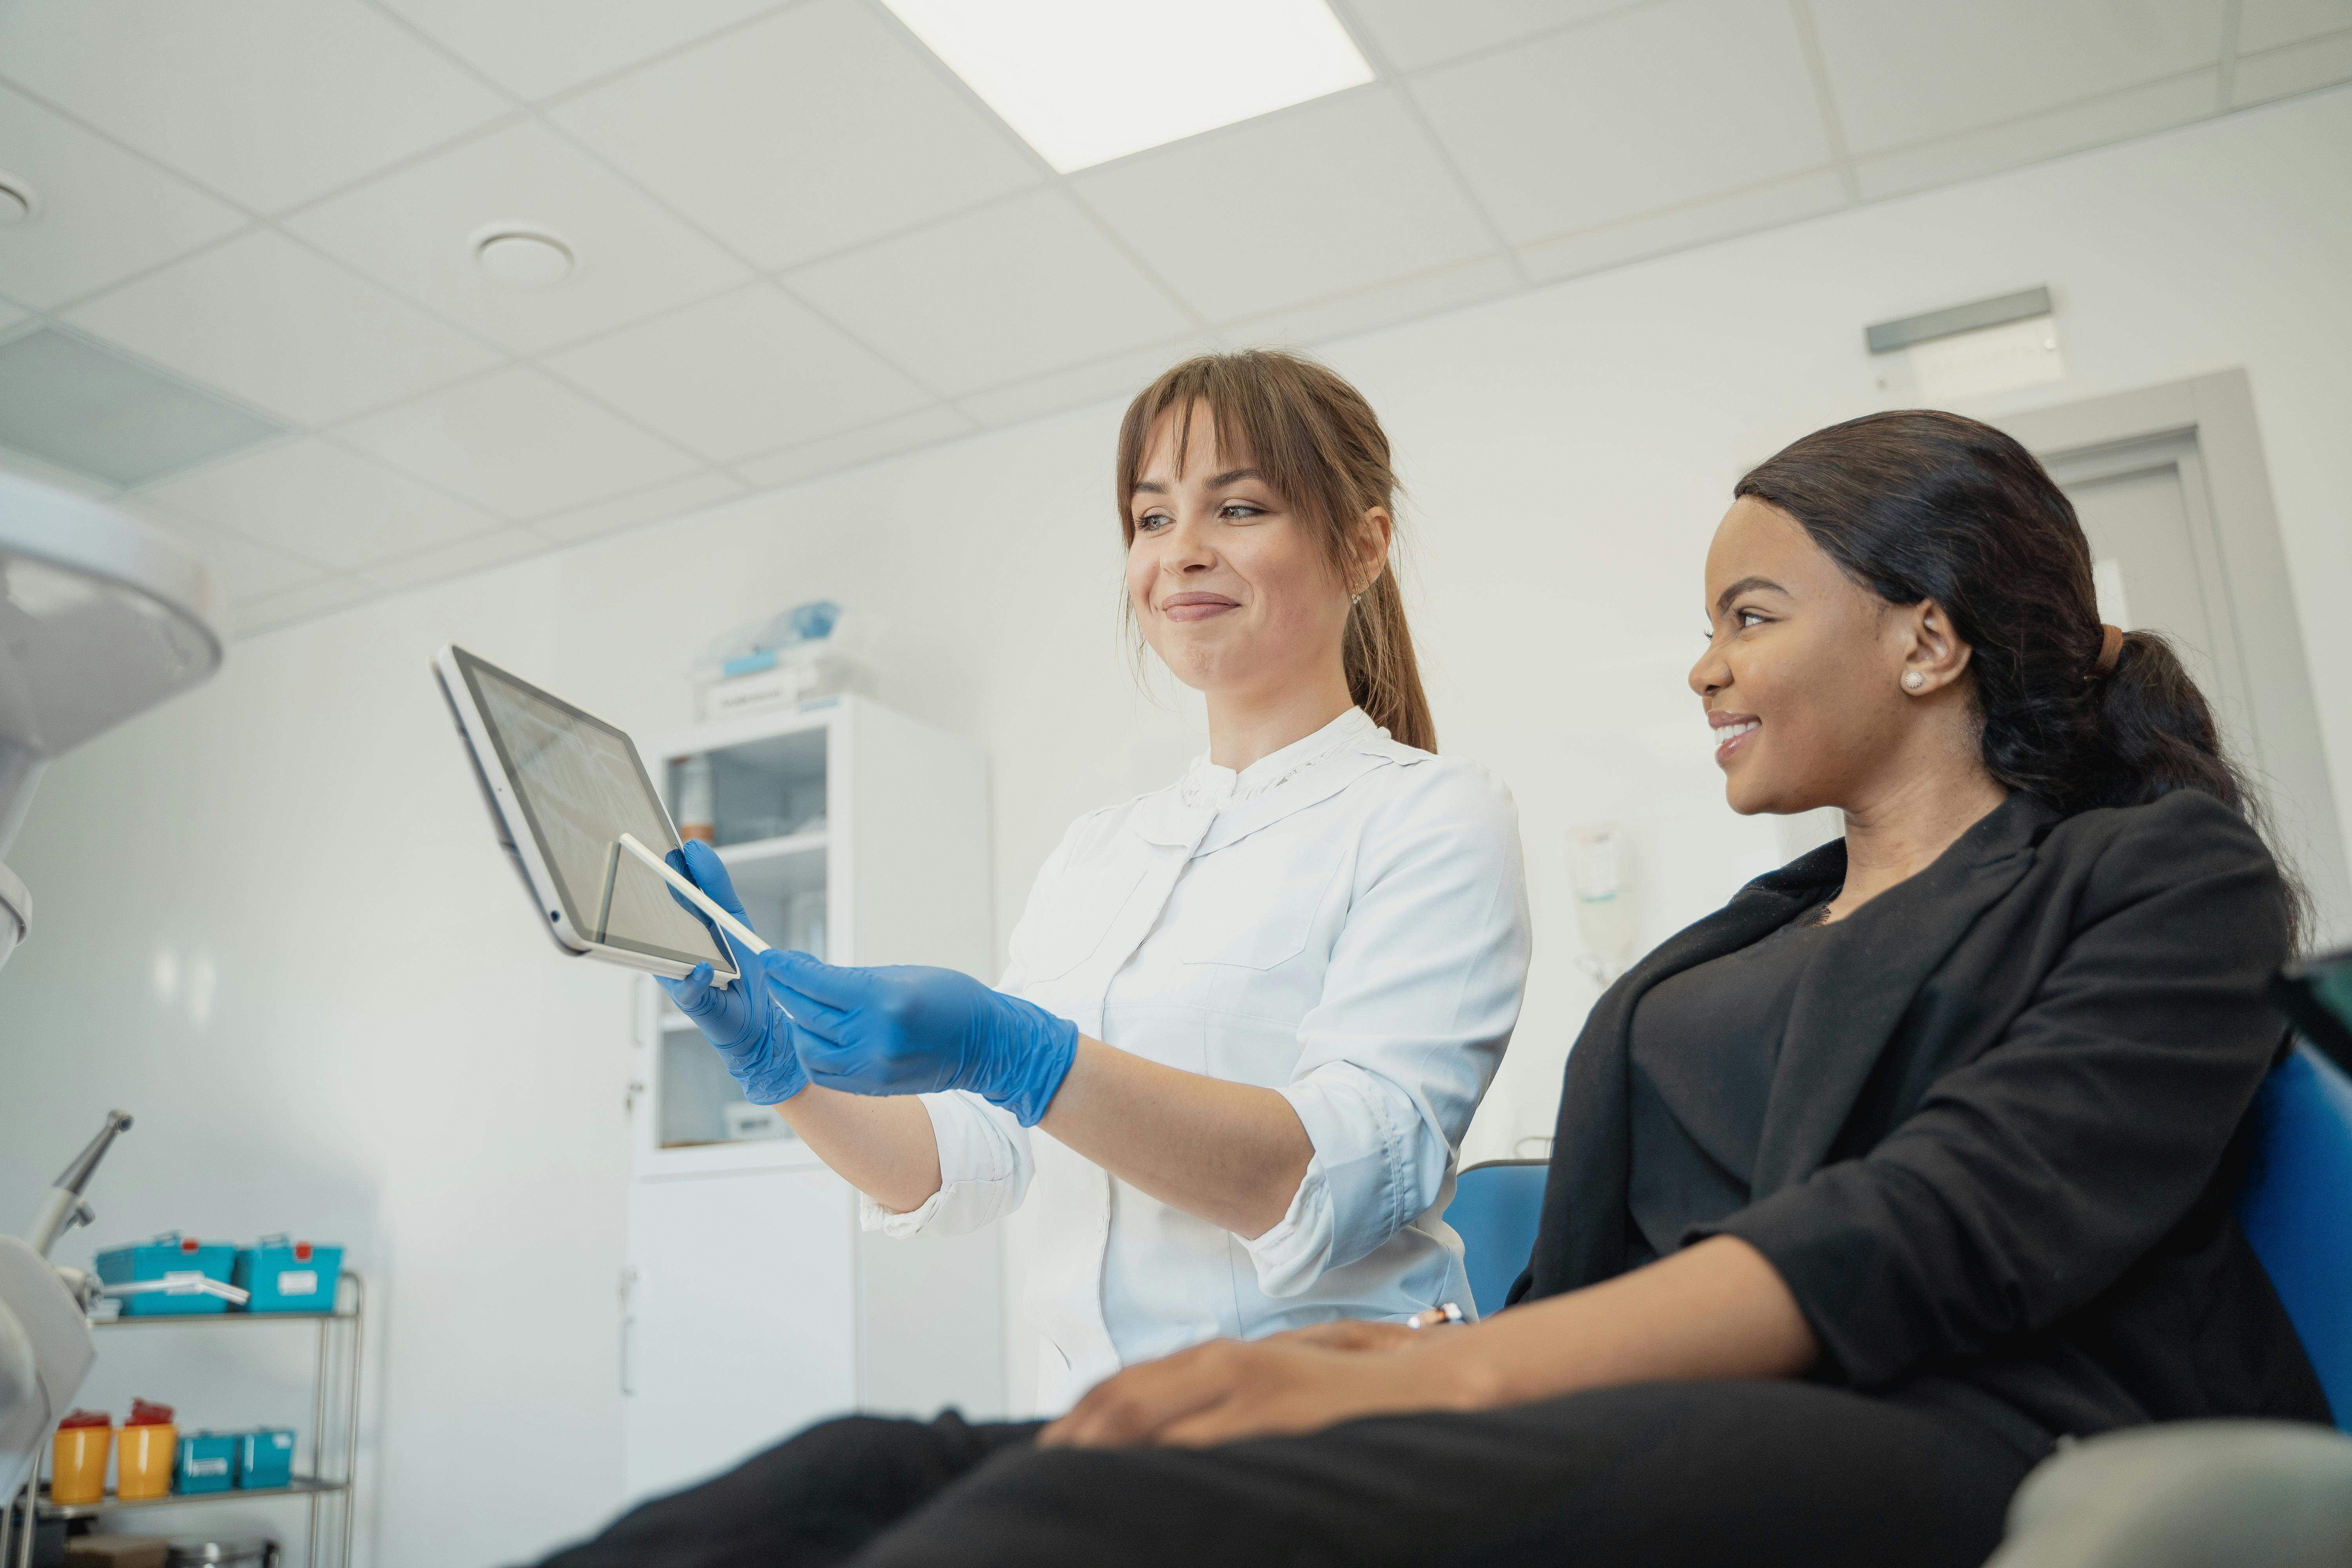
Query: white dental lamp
0 470 223 1529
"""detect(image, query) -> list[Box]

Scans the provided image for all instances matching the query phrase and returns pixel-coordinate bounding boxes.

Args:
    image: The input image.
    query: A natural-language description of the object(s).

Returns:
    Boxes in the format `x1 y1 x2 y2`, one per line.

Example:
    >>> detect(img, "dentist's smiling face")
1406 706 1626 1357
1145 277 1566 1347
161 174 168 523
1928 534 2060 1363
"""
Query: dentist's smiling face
1689 497 1921 815
1125 403 1361 699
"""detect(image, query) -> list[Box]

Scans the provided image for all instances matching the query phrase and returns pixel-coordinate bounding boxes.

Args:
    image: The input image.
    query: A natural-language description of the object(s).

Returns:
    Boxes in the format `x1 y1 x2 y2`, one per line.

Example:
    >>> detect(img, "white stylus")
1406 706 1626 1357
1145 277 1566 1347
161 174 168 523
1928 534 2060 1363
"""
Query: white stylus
616 832 772 957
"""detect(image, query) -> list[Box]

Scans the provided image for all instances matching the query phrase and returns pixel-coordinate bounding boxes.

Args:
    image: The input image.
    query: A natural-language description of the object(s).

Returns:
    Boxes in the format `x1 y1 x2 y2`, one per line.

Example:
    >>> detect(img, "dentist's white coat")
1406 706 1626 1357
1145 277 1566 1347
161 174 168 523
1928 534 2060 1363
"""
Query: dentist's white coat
863 708 1531 1412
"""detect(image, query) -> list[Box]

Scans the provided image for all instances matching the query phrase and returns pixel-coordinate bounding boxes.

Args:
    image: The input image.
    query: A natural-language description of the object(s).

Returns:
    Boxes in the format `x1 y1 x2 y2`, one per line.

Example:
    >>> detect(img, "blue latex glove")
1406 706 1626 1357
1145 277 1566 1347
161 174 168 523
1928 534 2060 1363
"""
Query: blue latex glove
760 950 1078 1127
655 839 807 1105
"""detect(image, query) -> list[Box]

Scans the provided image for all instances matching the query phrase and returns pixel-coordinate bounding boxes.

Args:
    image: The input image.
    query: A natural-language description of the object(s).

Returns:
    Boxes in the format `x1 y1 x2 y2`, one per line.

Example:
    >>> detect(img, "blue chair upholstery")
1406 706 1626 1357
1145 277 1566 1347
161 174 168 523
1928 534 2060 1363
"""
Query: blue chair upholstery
1447 1159 1549 1318
2234 1042 2352 1432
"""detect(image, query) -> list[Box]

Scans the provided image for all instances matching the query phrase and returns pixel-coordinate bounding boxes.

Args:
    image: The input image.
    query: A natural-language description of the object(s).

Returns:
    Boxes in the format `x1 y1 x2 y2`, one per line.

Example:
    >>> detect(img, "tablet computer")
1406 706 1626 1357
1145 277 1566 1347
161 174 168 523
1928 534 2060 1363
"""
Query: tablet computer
434 643 737 983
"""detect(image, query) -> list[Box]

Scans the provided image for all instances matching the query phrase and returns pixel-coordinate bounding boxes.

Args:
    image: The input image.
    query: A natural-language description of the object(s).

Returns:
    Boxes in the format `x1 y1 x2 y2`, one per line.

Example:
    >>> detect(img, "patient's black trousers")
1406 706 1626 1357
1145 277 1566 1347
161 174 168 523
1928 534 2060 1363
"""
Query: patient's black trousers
536 1379 2036 1568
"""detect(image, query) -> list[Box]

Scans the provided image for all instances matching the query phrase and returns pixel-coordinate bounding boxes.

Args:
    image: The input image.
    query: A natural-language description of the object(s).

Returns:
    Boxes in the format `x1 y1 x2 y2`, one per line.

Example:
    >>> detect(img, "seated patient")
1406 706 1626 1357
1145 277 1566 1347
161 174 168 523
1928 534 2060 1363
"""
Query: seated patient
539 411 2328 1568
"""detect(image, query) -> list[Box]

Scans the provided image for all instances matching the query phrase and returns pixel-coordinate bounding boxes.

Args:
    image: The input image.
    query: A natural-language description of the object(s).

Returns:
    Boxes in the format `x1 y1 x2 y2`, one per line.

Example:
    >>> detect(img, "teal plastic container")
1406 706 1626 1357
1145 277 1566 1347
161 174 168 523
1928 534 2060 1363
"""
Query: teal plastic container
230 1236 343 1314
176 1431 237 1494
234 1427 296 1489
93 1232 238 1317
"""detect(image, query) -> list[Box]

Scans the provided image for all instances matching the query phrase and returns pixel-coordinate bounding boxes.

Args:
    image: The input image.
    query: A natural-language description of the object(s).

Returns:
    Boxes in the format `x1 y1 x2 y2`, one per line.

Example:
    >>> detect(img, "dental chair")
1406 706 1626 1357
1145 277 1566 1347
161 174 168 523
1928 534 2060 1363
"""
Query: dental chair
1445 1038 2352 1566
1446 1158 1548 1318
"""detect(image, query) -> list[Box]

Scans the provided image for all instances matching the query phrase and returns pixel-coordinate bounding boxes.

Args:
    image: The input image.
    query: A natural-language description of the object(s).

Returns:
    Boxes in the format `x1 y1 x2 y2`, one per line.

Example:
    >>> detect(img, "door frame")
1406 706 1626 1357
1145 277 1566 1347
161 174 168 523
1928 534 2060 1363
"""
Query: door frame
2000 370 2349 942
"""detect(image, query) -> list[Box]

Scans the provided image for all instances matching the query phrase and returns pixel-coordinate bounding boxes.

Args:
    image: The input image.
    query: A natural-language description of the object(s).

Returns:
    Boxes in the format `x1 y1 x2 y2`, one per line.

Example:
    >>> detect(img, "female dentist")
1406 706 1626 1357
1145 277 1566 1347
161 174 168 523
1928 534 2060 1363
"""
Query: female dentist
662 349 1530 1411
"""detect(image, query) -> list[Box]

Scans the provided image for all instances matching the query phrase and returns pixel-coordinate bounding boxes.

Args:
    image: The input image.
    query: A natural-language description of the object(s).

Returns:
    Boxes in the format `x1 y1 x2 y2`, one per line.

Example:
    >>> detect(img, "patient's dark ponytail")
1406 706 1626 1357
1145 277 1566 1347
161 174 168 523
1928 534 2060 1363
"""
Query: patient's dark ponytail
1734 411 2254 823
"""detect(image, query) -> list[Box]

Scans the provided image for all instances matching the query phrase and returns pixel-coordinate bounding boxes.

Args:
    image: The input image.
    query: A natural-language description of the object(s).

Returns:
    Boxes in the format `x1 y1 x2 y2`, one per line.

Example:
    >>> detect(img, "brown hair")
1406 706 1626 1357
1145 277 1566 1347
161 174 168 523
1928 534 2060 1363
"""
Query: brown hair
1113 349 1436 752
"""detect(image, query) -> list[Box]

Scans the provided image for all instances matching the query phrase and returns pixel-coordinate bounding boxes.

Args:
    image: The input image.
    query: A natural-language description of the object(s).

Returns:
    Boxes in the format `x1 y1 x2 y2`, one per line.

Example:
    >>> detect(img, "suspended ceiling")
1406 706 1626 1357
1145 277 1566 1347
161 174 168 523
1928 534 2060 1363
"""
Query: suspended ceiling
0 0 2344 635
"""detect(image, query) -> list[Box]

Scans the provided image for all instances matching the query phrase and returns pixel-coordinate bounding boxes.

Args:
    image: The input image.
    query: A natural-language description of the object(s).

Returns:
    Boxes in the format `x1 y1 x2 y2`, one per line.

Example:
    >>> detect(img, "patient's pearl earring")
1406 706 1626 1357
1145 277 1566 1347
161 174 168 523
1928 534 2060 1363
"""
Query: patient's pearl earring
1903 671 1927 691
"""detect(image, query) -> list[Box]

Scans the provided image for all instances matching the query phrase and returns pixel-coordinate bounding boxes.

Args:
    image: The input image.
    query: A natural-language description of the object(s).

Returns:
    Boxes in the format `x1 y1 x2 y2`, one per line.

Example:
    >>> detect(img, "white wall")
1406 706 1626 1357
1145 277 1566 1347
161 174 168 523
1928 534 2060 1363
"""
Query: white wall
4 85 2348 1568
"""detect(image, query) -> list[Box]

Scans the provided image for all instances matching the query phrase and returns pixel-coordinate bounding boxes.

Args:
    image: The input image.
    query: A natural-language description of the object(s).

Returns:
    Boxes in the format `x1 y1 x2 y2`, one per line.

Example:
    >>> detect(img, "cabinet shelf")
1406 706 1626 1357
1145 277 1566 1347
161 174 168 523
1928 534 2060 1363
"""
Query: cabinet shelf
91 1310 357 1329
35 1475 347 1522
710 829 827 900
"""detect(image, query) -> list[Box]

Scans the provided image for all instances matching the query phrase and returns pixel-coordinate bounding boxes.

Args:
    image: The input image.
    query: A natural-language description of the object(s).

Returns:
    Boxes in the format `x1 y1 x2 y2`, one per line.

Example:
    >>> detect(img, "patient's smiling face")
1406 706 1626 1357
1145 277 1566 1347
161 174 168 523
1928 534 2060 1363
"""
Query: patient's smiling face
1689 498 1929 816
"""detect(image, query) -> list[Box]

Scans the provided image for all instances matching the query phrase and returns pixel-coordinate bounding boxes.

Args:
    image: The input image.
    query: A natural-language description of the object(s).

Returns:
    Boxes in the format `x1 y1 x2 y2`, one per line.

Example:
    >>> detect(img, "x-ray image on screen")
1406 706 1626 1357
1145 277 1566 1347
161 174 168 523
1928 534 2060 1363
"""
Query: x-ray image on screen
468 662 730 971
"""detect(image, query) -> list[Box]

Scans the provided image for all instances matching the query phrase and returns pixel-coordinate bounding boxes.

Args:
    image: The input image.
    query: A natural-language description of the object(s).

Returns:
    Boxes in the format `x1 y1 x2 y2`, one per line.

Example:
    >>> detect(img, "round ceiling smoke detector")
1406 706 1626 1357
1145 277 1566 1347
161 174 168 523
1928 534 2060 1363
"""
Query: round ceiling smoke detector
471 224 573 285
0 173 40 225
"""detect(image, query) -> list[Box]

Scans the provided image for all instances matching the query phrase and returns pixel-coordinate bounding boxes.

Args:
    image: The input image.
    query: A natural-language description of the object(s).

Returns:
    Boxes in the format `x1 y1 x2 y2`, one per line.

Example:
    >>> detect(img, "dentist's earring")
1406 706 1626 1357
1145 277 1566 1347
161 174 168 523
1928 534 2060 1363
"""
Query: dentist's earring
1903 671 1927 691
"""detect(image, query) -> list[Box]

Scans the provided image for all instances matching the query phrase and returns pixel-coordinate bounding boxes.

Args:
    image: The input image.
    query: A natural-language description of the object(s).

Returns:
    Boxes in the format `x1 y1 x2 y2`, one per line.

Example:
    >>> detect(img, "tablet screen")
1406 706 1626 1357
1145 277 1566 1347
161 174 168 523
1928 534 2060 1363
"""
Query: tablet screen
459 653 732 973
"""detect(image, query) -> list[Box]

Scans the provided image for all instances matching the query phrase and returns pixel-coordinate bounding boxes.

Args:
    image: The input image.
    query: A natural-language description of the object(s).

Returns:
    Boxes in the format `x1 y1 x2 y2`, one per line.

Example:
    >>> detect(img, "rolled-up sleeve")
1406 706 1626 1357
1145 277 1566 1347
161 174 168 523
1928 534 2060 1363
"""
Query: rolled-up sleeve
859 821 1084 1239
1706 795 2290 1387
1245 762 1531 1296
859 1091 1031 1238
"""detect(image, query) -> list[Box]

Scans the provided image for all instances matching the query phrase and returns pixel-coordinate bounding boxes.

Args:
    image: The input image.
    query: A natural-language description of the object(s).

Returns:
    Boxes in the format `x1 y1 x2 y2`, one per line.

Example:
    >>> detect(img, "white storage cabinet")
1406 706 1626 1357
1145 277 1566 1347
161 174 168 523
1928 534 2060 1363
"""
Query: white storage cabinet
621 696 1005 1504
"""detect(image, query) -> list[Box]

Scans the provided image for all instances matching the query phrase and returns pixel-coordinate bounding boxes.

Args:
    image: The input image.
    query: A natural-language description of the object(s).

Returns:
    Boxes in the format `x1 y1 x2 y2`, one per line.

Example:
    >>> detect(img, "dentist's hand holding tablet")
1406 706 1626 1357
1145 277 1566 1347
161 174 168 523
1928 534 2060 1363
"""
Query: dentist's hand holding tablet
651 840 807 1105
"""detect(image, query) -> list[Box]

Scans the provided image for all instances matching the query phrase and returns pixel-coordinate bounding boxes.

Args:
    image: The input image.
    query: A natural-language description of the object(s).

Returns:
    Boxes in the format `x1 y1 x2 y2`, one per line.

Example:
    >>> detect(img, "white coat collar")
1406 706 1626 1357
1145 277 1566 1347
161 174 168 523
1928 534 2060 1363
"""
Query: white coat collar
1128 709 1425 853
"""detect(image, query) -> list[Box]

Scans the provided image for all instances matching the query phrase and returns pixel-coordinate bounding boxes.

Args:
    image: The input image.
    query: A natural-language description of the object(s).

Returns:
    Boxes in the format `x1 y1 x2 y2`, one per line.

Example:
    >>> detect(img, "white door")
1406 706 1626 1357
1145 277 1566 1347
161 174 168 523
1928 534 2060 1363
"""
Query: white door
2053 434 2256 760
623 1168 858 1503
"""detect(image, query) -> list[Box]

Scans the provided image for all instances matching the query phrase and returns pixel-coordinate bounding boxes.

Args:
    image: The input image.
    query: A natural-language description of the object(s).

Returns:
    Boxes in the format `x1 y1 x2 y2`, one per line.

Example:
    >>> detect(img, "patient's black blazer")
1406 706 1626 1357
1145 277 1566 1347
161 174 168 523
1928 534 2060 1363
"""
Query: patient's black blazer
1510 789 2330 1442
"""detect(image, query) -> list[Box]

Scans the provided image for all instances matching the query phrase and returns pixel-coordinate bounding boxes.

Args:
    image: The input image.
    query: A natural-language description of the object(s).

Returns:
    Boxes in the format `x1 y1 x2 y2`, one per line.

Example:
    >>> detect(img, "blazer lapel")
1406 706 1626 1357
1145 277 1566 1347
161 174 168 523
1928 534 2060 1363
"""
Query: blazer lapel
1751 795 2056 1192
1528 846 1844 1297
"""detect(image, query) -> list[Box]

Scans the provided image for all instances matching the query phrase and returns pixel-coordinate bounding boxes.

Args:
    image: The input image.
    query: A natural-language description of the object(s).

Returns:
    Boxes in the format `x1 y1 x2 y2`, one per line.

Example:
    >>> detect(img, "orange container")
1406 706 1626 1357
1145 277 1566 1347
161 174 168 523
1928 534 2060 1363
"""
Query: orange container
49 1421 111 1505
116 1422 176 1500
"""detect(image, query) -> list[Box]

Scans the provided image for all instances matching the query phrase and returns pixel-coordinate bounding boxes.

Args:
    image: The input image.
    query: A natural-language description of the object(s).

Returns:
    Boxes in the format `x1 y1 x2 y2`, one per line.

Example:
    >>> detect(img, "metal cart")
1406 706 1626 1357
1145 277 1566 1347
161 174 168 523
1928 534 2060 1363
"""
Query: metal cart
3 1273 363 1568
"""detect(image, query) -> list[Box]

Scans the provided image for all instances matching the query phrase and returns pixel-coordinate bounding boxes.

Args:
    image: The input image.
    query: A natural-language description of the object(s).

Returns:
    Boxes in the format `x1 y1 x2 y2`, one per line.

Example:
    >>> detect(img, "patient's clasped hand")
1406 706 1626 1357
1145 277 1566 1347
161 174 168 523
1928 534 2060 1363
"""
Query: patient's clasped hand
659 840 1080 1125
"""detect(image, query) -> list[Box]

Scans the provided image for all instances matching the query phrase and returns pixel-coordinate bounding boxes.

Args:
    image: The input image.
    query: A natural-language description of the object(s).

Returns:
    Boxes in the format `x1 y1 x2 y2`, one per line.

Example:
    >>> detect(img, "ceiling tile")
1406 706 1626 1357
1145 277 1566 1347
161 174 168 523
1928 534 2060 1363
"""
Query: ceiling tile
1223 256 1519 348
62 229 503 423
733 405 975 491
2232 25 2352 101
0 0 509 213
541 284 931 462
1340 0 1644 71
122 502 324 603
955 336 1215 430
286 119 751 356
550 0 1042 270
232 573 379 637
360 524 548 594
332 365 701 517
1810 0 2228 155
0 83 248 309
137 436 503 570
527 470 748 544
1855 72 2218 199
377 0 781 102
2238 0 2352 53
787 190 1194 397
1410 0 1832 244
1072 89 1494 323
1516 169 1847 281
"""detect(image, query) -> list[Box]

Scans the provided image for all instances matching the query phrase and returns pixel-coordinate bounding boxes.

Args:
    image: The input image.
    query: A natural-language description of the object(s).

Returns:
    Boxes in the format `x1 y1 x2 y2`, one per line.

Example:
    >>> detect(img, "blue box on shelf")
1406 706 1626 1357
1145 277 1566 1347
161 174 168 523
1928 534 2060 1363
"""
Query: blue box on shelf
235 1427 296 1490
93 1232 239 1316
231 1236 343 1313
176 1431 237 1494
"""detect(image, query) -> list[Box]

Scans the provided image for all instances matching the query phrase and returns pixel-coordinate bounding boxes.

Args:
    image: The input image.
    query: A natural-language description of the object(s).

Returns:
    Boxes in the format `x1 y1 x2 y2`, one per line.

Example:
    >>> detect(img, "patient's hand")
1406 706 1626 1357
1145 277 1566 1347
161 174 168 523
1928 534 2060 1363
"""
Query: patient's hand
1039 1333 1466 1451
1265 1319 1421 1353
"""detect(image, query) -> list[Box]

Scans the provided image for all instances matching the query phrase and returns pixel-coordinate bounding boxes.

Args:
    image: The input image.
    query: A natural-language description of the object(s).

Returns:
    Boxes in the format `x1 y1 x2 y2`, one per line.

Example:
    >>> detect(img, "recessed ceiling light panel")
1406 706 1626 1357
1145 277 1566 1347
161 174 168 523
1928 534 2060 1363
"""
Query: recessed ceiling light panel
470 222 575 285
0 327 286 488
0 172 40 225
879 0 1374 173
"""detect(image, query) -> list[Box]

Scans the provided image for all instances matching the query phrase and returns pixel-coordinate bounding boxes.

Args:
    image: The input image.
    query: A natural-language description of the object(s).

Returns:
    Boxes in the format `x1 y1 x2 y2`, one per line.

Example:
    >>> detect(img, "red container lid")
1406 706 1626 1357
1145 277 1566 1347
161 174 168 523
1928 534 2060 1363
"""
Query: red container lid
127 1398 176 1427
57 1409 111 1429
